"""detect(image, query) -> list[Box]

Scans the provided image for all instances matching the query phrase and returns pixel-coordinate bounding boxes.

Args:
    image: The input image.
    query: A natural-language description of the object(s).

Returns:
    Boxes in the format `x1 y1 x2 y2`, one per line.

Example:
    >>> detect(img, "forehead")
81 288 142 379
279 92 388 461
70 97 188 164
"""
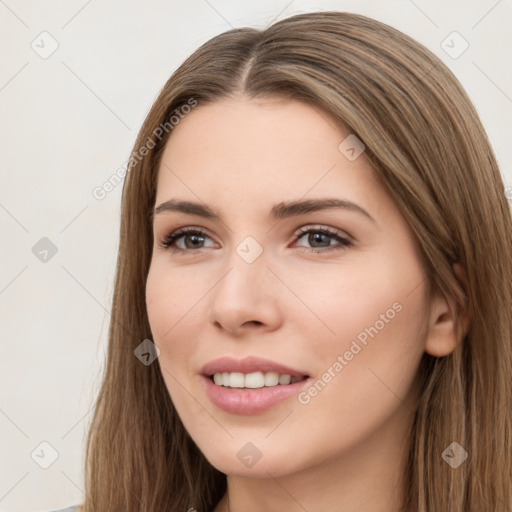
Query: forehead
155 97 384 213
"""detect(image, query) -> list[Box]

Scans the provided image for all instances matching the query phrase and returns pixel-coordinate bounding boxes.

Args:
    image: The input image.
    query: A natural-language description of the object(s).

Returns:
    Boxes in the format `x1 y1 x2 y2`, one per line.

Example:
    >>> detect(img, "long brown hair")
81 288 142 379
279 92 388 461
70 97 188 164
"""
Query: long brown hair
80 11 512 511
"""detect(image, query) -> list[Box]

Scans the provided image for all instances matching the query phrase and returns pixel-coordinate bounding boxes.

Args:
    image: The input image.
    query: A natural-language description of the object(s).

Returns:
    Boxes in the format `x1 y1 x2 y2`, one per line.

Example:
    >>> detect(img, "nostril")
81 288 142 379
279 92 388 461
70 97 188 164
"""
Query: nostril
244 320 263 327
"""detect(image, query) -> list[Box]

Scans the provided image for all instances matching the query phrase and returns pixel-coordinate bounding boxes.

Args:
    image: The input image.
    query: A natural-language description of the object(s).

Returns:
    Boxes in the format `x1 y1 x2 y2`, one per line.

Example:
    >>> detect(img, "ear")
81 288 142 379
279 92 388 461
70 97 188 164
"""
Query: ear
425 263 471 357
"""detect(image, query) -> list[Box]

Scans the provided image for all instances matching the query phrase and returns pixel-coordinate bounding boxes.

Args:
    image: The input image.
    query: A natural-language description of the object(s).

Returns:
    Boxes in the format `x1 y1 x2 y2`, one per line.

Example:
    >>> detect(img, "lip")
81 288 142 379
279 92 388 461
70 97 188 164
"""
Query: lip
201 355 309 378
200 356 311 415
201 374 312 414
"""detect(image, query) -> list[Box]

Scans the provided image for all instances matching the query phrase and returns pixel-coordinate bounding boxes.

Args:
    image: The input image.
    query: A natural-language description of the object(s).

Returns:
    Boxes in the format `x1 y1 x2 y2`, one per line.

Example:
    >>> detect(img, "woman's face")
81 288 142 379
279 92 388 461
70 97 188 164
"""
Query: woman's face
146 96 435 477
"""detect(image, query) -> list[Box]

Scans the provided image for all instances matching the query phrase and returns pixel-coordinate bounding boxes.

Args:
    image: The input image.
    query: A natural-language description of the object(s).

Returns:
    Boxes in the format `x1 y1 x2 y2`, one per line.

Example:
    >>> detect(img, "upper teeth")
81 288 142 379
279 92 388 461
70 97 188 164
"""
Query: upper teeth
213 371 304 388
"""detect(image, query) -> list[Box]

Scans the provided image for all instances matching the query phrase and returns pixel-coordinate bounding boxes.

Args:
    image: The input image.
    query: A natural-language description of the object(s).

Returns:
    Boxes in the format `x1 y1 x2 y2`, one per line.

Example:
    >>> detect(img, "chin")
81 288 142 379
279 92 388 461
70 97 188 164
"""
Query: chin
196 439 306 478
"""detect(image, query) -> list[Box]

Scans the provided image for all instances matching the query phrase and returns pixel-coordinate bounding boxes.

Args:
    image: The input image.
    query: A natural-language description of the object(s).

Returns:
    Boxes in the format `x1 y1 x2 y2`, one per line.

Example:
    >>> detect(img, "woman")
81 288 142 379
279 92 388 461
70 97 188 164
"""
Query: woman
59 10 512 512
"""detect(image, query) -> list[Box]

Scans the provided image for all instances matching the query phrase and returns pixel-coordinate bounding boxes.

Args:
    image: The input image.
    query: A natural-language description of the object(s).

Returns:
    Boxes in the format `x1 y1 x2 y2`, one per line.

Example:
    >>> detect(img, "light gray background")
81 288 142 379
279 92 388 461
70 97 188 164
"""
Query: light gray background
1 1 511 510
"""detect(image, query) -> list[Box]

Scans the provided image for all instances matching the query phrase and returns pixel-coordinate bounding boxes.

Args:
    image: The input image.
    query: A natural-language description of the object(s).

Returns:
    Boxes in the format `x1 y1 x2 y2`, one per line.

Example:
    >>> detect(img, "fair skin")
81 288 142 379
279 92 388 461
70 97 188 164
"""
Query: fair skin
145 96 463 512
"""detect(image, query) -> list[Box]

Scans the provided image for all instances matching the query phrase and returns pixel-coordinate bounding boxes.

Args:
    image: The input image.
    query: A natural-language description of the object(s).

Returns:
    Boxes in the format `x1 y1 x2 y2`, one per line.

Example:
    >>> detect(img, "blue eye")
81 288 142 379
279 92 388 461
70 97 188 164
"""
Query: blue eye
159 226 352 254
294 226 352 253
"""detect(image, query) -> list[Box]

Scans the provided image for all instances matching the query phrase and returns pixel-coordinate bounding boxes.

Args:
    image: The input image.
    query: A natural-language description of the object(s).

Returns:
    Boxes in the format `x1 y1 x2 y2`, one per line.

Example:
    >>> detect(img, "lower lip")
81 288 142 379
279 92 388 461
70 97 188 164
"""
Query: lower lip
202 375 312 415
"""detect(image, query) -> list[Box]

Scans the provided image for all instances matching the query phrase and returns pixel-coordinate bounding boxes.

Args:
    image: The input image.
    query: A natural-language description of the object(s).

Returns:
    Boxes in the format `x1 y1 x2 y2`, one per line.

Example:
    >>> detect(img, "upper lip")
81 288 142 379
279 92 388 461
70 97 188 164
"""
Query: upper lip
201 356 309 378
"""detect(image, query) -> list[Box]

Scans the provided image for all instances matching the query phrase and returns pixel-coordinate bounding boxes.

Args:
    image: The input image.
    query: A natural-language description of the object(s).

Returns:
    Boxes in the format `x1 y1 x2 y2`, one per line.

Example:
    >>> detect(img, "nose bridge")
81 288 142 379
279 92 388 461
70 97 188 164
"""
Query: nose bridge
217 234 268 300
208 233 281 331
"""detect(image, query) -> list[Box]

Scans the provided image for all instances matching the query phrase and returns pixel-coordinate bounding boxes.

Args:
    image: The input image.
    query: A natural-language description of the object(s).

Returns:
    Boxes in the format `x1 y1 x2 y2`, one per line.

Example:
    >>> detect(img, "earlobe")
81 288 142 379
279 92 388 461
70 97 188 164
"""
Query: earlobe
424 263 471 358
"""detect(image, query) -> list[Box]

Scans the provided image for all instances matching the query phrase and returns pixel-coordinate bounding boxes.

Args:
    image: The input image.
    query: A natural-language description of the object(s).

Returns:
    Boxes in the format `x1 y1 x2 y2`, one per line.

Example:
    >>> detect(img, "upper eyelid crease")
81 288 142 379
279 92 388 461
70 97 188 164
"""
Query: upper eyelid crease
151 198 376 224
160 225 352 253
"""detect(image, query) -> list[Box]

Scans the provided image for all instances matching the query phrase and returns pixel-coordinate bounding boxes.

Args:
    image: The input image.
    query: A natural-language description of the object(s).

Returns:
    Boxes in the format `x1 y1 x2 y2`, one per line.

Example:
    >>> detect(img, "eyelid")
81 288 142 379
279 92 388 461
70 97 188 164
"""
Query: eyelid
294 224 353 241
292 225 353 253
158 223 353 254
158 226 216 250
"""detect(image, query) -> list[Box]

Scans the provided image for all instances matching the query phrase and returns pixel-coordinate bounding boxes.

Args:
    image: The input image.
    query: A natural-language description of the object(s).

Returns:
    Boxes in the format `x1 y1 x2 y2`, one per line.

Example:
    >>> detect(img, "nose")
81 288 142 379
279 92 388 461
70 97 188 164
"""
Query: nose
207 247 283 336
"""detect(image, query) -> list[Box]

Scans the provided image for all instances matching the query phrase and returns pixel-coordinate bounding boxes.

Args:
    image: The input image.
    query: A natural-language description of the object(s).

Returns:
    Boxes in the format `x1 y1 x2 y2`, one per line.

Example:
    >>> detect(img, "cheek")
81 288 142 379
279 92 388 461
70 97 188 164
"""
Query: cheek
145 262 199 367
282 257 413 352
145 263 204 416
293 252 428 404
300 275 428 420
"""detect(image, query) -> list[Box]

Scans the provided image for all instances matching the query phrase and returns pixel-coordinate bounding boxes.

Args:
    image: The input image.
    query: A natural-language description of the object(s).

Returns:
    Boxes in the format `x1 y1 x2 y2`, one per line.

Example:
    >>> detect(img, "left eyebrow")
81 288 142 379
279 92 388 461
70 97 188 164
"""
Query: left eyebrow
151 197 376 224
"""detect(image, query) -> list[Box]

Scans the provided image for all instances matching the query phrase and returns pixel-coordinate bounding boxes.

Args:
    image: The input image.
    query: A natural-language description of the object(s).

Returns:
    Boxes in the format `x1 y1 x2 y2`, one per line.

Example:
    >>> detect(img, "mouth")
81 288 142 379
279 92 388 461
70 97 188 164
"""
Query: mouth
200 356 312 413
206 371 310 389
201 372 312 414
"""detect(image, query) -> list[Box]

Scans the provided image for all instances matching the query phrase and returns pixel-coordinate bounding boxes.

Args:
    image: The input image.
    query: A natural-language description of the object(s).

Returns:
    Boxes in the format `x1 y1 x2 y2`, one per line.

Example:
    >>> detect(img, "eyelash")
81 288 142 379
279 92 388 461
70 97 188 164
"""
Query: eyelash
159 226 353 254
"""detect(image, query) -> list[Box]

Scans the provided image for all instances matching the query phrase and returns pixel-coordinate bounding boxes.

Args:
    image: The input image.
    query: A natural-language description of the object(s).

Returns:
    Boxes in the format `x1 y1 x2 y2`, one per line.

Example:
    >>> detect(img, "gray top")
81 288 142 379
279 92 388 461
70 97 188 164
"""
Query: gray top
49 507 79 512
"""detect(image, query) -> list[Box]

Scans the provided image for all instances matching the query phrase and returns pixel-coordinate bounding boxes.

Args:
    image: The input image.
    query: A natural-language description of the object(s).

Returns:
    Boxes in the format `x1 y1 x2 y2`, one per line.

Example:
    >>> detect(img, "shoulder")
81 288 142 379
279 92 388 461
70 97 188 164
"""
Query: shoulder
47 506 81 512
